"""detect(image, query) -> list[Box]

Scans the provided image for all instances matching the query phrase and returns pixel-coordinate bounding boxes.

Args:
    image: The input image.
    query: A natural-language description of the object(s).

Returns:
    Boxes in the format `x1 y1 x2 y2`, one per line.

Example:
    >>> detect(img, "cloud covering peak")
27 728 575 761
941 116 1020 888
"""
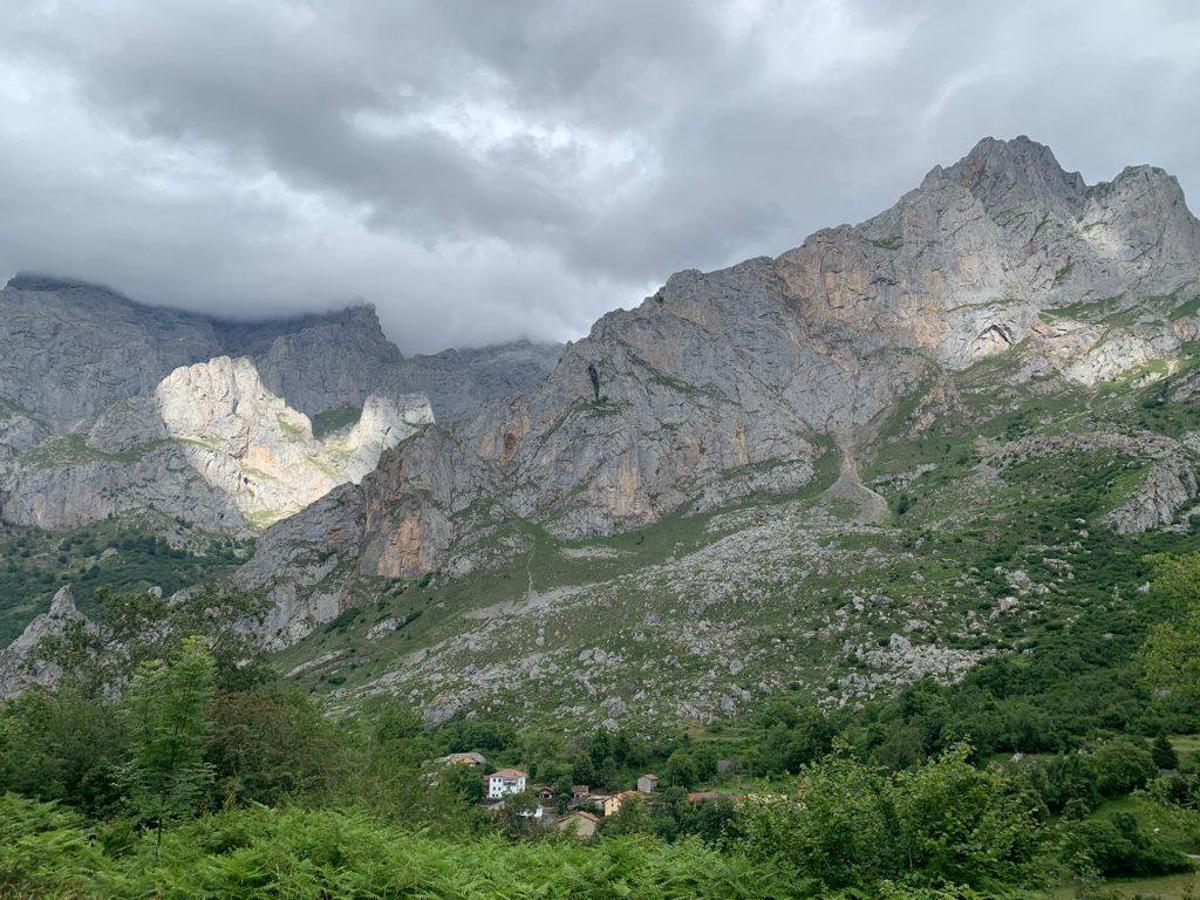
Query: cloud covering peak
1 1 1198 351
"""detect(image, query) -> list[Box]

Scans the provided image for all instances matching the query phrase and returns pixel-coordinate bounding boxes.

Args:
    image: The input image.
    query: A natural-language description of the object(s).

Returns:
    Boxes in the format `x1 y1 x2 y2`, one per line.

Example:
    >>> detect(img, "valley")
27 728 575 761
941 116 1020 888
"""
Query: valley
7 135 1200 897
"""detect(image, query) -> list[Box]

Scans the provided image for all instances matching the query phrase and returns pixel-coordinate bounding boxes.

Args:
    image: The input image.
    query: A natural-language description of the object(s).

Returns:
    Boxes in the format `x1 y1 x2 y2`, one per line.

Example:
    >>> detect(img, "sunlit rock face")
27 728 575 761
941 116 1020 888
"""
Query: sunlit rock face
0 275 560 534
0 355 433 533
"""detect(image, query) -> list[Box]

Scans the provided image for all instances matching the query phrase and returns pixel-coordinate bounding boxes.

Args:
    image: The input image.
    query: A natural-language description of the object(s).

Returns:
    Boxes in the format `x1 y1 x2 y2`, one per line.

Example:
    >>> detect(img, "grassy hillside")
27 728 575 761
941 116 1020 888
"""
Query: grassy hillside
265 344 1200 733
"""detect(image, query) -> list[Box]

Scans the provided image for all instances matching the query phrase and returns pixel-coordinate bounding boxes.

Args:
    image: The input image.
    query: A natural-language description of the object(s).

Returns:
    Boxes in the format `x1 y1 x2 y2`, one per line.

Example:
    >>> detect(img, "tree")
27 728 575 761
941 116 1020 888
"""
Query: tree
1152 734 1180 771
119 636 215 847
589 728 612 762
663 750 699 789
205 686 342 806
600 794 652 836
1141 551 1200 705
496 789 542 837
544 773 569 814
439 762 486 805
570 751 595 787
0 685 125 816
1143 607 1200 704
739 746 1046 892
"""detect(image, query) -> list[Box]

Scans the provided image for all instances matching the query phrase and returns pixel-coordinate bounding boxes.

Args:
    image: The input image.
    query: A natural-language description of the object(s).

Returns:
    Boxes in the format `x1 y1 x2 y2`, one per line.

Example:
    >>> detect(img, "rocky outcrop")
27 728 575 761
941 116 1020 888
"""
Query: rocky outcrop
1107 460 1199 534
231 484 367 649
389 340 563 425
0 275 561 536
0 585 91 699
777 137 1200 373
0 356 433 533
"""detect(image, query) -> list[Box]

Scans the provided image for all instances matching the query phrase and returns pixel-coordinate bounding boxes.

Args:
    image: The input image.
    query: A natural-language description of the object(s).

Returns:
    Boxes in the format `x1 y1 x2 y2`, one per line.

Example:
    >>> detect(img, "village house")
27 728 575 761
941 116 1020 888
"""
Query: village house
637 773 658 794
590 793 621 817
583 796 619 816
557 810 599 839
599 789 642 817
486 768 527 799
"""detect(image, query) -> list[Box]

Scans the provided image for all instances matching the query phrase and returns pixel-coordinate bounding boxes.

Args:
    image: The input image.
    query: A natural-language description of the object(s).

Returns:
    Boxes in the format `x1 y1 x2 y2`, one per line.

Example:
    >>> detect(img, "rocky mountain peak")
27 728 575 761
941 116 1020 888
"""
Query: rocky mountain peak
926 135 1086 218
244 134 1200 596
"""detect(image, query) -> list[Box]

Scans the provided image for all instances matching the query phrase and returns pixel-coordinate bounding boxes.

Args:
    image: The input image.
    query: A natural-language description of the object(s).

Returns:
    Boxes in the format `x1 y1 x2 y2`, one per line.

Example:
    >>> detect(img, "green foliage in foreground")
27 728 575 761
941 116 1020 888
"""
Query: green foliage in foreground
10 541 1200 896
1 797 795 900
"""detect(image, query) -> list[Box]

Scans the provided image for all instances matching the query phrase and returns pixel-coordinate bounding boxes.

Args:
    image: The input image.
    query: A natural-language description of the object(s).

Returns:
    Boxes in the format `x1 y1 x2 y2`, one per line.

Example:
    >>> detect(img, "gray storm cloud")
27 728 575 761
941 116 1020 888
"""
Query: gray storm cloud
0 0 1198 352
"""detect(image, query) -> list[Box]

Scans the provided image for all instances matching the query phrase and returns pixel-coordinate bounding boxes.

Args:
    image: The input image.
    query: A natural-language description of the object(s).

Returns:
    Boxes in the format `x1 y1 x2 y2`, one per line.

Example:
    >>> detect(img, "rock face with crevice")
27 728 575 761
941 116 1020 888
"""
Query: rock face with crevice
255 136 1200 588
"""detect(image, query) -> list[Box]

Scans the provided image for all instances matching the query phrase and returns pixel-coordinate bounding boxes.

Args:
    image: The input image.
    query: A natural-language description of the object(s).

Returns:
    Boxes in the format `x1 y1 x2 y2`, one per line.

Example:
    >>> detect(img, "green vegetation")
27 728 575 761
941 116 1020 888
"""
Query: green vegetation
275 412 307 440
7 533 1200 896
19 434 156 468
1169 296 1200 321
311 404 363 439
0 520 252 644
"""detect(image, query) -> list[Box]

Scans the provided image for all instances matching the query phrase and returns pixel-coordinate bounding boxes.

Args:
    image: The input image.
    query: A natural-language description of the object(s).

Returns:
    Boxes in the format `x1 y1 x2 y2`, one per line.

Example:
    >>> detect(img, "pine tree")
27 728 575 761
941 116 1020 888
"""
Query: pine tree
1152 734 1180 771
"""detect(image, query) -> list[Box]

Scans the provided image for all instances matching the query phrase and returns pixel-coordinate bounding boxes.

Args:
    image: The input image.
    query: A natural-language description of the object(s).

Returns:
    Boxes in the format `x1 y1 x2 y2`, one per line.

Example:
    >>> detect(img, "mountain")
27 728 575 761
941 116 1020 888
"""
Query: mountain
0 274 561 430
2 356 433 534
0 278 562 647
212 136 1200 724
7 136 1200 728
0 276 562 535
267 136 1200 574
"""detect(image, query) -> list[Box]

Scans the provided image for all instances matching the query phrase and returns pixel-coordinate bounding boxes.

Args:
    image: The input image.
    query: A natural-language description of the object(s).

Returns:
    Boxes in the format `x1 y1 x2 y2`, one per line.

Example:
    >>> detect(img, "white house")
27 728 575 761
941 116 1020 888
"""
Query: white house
486 768 527 799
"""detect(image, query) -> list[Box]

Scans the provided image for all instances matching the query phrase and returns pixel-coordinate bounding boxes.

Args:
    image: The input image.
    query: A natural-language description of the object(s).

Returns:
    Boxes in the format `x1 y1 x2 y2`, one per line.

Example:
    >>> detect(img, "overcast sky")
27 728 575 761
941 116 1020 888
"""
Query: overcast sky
1 1 1198 352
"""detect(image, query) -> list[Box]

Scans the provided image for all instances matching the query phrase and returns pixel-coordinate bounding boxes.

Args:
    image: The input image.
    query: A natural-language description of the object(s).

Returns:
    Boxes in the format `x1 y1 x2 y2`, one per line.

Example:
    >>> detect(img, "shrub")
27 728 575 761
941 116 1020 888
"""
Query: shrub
1061 811 1191 877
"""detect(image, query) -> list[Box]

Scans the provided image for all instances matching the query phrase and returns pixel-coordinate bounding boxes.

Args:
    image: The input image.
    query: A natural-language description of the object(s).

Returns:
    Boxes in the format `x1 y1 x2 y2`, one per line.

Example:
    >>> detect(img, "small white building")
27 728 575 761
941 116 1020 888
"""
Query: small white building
486 768 528 799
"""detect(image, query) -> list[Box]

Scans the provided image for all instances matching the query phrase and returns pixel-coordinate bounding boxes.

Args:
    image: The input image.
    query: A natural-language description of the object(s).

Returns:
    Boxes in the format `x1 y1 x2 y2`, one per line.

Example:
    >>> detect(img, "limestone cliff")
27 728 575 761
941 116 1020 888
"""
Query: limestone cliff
0 356 433 533
0 276 559 534
257 136 1200 589
0 275 560 430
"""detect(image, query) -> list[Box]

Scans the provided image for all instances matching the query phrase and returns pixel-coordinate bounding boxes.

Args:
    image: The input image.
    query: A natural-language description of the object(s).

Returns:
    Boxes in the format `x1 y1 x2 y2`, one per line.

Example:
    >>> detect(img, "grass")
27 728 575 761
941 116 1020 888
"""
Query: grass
18 434 155 468
1046 872 1200 898
311 404 363 439
1042 295 1127 324
276 413 308 440
1169 296 1200 322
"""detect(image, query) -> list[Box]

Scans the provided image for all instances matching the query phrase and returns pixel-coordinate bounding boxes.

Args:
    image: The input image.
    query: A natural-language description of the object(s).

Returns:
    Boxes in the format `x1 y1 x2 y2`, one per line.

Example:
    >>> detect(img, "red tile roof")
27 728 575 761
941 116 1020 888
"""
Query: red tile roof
488 768 527 778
